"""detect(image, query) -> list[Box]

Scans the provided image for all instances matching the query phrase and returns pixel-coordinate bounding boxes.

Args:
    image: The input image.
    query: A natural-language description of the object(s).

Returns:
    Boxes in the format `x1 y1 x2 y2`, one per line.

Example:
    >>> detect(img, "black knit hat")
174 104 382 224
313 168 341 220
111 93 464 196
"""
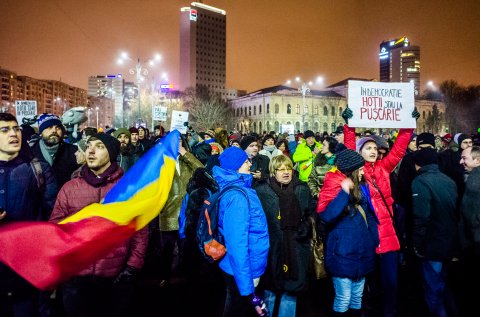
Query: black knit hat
304 130 315 139
335 149 365 174
416 132 435 148
263 134 275 144
457 133 472 146
88 132 121 163
240 135 257 150
413 147 438 167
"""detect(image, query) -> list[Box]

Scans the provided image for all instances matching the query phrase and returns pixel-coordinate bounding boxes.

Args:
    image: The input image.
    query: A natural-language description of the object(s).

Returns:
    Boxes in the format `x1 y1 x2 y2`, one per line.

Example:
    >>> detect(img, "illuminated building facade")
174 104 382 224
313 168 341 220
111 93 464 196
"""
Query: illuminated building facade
179 2 226 96
379 37 421 95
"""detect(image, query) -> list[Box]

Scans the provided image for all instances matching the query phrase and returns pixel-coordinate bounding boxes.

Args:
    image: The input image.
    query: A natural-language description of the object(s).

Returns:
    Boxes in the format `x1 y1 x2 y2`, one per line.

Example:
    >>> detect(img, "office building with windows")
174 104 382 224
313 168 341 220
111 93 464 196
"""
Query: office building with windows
179 2 226 96
379 36 421 95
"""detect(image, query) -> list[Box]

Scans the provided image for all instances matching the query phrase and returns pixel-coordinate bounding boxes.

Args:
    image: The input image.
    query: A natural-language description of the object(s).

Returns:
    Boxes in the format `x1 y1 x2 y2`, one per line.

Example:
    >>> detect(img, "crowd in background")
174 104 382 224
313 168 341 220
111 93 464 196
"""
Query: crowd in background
1 109 480 317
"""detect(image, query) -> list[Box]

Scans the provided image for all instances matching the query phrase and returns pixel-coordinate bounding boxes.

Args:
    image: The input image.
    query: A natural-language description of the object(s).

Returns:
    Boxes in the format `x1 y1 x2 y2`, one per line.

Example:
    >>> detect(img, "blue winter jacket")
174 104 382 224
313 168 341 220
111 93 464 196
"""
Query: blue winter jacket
319 185 379 279
212 166 270 296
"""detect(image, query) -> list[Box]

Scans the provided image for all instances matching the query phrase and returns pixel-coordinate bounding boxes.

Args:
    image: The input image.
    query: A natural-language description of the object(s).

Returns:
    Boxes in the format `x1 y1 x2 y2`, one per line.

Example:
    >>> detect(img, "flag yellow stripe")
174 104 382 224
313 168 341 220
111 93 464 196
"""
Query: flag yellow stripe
59 156 176 230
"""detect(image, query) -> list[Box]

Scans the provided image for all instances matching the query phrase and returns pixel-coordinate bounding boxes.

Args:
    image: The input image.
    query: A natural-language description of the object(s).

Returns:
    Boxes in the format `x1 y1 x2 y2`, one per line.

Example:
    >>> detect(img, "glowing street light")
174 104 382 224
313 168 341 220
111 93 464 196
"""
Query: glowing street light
116 52 163 126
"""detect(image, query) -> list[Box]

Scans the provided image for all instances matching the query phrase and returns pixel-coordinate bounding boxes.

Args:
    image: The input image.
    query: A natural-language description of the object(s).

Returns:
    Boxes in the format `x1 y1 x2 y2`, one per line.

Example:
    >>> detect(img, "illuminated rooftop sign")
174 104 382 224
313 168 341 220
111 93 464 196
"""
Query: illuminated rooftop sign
190 9 197 21
379 47 389 59
191 2 226 15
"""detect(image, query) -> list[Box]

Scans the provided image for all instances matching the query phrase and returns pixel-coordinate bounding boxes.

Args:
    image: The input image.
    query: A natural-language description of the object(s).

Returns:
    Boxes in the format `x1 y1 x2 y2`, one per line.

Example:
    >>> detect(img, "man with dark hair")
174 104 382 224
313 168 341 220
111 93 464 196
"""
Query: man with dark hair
0 113 58 316
113 128 134 172
240 135 270 188
30 113 79 189
50 133 147 316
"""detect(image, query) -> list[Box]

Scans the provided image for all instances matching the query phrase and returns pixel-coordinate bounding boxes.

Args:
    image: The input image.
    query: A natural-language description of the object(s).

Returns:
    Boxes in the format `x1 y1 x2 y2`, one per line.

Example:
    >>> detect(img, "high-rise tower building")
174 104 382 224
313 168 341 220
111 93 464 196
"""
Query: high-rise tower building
379 36 421 95
179 2 226 96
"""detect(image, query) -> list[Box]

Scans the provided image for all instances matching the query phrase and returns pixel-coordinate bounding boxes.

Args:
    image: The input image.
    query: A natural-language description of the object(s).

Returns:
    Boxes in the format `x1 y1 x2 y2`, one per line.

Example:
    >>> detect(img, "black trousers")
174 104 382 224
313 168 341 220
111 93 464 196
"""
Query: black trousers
62 276 133 317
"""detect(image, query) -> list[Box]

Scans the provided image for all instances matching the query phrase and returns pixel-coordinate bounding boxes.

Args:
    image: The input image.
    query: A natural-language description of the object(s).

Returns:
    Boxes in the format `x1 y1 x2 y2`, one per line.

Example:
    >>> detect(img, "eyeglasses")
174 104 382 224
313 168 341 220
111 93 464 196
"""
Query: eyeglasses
276 168 293 173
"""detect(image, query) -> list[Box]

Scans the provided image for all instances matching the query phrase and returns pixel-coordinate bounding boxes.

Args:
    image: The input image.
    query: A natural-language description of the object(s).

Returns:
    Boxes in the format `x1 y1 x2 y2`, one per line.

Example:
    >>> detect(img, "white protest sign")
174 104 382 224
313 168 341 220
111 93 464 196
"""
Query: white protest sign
152 105 167 122
347 80 416 129
15 100 37 125
170 110 189 134
281 124 294 134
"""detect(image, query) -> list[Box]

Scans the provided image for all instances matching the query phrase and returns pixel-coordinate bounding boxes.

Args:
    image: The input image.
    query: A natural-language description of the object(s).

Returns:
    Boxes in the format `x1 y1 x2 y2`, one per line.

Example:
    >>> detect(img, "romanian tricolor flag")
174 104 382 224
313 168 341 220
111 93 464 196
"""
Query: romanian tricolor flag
0 130 180 290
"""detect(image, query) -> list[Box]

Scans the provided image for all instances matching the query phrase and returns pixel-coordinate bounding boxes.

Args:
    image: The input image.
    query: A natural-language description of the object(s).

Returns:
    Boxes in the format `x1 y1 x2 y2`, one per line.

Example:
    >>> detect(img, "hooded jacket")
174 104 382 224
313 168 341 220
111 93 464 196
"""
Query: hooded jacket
292 140 322 182
49 164 148 277
344 124 413 254
212 166 269 296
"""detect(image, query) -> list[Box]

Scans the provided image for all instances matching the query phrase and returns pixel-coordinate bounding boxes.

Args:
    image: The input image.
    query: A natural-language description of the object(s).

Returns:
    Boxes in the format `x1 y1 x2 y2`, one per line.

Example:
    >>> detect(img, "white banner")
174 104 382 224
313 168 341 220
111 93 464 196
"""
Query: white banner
170 110 189 134
152 105 167 122
347 80 416 129
280 124 294 134
15 100 37 125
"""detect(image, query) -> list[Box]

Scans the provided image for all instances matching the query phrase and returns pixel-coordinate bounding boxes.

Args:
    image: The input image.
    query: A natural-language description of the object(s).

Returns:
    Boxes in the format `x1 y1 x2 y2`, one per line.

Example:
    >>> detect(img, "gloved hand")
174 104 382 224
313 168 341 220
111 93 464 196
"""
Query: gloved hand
249 293 269 317
412 107 420 120
341 106 353 124
114 265 137 284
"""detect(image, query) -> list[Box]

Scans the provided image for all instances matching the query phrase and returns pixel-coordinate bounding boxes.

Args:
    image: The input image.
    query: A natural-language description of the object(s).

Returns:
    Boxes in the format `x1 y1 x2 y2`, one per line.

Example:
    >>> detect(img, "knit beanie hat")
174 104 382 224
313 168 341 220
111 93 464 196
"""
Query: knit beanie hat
88 133 120 163
416 132 435 148
219 146 248 171
413 147 438 167
304 130 315 139
240 135 257 150
335 149 365 174
356 137 376 152
113 128 131 139
205 129 215 139
457 133 471 145
129 127 139 134
37 113 63 134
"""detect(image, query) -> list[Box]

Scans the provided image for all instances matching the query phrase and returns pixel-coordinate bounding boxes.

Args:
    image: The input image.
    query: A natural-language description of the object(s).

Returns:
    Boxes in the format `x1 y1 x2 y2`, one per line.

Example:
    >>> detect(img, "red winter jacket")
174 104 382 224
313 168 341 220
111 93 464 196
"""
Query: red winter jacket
344 125 413 254
50 165 148 278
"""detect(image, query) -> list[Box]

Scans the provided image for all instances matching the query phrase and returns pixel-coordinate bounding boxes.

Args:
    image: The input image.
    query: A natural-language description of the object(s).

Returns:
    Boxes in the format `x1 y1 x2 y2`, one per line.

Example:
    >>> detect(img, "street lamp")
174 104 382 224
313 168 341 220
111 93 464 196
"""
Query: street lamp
117 52 162 127
285 76 325 131
95 106 99 130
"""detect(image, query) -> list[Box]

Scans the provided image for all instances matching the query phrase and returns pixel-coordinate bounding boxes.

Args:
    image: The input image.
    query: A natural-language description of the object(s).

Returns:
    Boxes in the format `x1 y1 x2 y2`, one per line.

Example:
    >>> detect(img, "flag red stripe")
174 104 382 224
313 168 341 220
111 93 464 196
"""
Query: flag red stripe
0 217 136 290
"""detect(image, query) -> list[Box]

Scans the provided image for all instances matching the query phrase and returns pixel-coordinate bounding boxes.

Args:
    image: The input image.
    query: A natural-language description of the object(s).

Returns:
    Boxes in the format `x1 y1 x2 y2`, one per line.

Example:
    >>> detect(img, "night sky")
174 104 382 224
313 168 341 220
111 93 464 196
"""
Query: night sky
1 0 479 93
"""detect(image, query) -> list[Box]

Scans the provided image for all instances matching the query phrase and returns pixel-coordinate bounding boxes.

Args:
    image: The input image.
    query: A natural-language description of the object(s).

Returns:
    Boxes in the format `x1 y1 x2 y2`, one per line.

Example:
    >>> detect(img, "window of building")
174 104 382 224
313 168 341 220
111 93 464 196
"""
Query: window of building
253 106 256 115
259 121 262 133
313 104 318 115
274 121 279 132
331 106 336 116
259 104 262 114
286 104 291 114
295 104 300 114
304 104 308 114
323 106 328 116
339 107 343 116
314 122 319 132
249 106 251 116
331 123 336 132
304 122 309 131
422 111 425 119
295 121 300 132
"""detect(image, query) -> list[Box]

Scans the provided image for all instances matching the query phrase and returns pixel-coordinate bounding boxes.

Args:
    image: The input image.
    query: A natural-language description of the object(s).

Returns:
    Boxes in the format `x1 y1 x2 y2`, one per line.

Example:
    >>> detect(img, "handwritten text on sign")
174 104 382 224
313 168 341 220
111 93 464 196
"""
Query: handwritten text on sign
347 81 416 129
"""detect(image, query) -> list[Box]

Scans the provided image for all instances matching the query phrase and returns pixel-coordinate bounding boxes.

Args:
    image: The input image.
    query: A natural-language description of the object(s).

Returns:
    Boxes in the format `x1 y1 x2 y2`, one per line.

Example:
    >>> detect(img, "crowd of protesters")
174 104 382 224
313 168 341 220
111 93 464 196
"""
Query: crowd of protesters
1 109 480 317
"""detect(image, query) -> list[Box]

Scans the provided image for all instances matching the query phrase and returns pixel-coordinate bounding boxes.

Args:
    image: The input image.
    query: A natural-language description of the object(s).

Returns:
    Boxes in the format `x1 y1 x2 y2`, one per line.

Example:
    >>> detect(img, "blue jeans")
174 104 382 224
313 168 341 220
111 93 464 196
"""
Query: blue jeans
332 276 365 313
420 260 448 317
264 290 297 317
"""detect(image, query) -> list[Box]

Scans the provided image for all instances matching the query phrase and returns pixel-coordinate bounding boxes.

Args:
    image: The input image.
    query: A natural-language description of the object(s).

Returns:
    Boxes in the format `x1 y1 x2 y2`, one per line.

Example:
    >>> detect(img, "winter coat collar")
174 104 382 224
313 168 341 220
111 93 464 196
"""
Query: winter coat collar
212 165 253 189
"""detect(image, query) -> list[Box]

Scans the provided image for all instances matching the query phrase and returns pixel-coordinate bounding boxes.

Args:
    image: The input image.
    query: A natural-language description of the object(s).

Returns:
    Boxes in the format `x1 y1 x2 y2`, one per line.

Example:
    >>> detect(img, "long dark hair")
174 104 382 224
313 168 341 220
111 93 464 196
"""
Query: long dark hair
345 168 364 204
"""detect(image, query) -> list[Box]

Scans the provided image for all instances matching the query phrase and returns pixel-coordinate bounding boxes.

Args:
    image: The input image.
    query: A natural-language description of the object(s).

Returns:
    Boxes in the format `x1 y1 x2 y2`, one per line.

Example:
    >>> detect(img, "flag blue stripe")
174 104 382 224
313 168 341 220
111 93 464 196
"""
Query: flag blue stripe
103 130 180 203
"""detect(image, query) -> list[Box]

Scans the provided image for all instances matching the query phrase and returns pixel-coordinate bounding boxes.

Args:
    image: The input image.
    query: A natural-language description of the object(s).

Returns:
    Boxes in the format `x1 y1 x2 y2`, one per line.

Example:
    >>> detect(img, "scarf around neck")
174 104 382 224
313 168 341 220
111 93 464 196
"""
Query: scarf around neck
269 177 302 280
40 139 59 166
81 162 120 187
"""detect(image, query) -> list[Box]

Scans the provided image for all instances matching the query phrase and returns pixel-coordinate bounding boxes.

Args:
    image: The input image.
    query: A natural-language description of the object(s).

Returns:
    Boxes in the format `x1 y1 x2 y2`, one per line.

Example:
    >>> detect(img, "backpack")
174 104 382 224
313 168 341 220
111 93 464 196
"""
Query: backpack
196 185 249 263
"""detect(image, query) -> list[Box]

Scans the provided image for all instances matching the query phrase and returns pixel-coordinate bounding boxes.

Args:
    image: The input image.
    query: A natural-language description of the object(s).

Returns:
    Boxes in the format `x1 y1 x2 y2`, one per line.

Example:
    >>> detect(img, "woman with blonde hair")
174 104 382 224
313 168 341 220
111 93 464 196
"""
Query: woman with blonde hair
254 155 312 317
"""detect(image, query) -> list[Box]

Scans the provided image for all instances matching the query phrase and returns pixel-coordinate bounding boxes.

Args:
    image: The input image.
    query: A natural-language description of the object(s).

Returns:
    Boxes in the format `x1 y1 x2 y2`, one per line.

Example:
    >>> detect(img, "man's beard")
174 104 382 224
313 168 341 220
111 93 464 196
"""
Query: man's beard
42 133 61 146
120 144 131 155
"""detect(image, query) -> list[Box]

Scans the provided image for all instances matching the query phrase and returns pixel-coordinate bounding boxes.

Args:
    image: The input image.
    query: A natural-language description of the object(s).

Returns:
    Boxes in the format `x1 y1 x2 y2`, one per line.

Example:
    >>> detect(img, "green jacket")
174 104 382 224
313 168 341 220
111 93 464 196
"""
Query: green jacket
307 154 335 197
159 151 203 231
292 141 322 182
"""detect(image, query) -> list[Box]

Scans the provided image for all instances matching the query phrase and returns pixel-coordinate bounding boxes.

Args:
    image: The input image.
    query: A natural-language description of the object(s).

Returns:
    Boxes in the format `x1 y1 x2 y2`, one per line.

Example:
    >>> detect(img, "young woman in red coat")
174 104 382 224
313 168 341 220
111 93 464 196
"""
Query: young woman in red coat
342 109 417 317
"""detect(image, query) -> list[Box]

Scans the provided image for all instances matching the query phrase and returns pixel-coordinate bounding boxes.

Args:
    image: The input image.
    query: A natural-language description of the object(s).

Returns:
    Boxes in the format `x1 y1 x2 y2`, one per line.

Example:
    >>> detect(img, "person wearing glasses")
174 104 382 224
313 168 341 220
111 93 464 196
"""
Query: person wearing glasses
254 155 312 317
